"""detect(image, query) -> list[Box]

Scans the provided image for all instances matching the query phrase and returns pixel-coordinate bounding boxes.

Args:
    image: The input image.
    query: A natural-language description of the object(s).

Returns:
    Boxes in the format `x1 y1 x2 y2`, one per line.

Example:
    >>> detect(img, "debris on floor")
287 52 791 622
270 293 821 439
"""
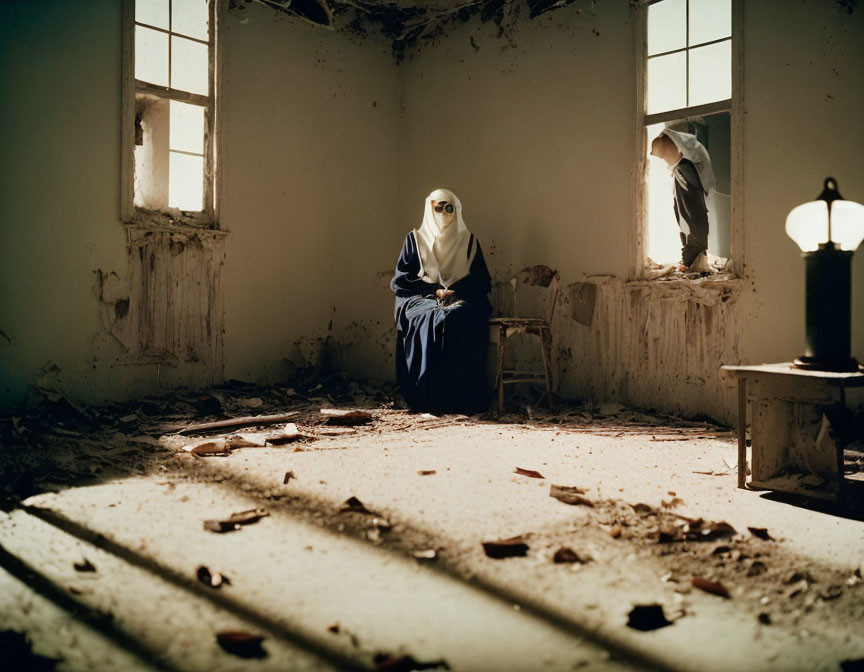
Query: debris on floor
215 630 267 658
691 577 731 598
626 604 673 631
373 652 451 671
203 507 270 533
0 629 60 671
3 379 864 671
196 565 231 588
549 484 594 507
482 535 530 559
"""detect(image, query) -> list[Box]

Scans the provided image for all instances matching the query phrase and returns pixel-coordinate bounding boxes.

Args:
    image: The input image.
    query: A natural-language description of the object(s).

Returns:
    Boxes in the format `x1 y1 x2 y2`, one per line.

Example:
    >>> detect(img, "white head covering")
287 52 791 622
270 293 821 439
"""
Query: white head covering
661 129 716 195
413 188 476 288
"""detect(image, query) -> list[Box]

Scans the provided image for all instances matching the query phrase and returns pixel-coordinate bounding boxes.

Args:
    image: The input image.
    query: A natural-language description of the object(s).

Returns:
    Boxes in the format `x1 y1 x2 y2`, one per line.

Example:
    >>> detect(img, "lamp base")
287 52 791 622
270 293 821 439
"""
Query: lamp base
793 355 861 373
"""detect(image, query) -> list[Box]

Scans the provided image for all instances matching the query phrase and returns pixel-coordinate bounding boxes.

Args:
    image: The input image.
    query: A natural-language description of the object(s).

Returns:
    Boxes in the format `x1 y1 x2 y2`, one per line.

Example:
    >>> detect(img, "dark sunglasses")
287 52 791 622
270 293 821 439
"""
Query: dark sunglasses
433 203 454 214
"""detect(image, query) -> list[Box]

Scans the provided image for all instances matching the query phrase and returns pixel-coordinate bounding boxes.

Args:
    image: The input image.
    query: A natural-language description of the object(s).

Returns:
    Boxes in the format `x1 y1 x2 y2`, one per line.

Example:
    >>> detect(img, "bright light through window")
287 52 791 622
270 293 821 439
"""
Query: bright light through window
646 0 731 115
646 124 683 265
170 101 205 154
133 0 213 219
169 153 204 211
172 0 209 40
171 36 209 96
135 25 169 87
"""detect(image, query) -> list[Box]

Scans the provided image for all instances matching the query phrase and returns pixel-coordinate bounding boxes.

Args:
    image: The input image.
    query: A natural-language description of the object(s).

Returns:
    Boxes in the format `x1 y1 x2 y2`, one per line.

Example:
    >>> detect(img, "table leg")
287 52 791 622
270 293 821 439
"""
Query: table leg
737 377 747 489
497 325 506 414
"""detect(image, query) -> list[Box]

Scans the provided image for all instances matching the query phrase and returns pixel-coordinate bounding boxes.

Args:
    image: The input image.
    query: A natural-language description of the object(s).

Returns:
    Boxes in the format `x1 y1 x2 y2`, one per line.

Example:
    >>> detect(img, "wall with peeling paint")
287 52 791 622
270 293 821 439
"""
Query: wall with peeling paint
0 0 237 413
1 0 862 425
399 0 633 282
219 2 401 384
0 0 131 411
396 0 864 423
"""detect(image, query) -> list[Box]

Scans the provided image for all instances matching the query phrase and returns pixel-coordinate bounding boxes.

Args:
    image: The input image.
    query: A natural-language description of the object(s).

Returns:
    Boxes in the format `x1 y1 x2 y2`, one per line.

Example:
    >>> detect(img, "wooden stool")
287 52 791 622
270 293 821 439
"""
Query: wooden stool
490 266 558 412
490 317 555 411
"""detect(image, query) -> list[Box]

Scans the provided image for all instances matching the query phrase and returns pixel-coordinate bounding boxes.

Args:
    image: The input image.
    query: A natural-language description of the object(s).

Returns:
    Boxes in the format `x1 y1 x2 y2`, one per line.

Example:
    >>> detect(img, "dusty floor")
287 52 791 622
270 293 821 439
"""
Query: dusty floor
2 381 864 672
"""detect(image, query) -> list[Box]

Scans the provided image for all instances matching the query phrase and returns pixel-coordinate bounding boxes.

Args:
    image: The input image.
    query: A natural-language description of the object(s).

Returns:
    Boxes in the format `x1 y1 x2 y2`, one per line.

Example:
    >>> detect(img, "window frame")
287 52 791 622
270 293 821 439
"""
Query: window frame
630 0 744 280
120 0 223 229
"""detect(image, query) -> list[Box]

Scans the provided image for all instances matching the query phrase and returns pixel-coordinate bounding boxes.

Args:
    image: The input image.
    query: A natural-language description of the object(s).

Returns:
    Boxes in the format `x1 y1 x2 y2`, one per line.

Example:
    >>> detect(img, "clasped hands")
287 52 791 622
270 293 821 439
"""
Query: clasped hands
435 288 463 307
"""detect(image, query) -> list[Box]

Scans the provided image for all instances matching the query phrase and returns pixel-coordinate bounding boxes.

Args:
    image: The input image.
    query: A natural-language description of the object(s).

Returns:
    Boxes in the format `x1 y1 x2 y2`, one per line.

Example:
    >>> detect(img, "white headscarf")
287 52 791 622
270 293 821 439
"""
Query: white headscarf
661 129 716 195
413 188 476 288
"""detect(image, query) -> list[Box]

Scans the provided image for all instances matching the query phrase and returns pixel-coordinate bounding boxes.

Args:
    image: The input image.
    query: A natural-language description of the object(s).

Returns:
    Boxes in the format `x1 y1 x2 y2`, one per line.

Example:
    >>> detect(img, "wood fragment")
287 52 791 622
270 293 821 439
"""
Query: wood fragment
514 467 545 479
174 412 299 435
321 409 373 425
482 535 529 559
183 438 231 456
549 484 593 507
203 507 270 533
691 576 730 598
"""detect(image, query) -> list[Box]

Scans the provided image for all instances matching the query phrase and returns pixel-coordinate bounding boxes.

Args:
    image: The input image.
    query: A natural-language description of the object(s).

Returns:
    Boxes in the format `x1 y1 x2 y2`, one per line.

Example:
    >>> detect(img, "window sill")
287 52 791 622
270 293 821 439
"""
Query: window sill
629 270 743 287
126 209 227 237
626 273 747 301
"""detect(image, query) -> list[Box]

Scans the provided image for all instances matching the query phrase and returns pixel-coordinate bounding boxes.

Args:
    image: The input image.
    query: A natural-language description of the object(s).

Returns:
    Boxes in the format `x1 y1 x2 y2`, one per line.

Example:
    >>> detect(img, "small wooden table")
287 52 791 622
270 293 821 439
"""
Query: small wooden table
721 363 864 500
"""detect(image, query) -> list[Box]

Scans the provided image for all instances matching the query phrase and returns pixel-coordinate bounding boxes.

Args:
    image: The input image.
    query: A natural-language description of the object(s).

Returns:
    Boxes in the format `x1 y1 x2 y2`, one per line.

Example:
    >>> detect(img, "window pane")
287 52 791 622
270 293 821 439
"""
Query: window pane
688 40 731 106
170 100 205 154
171 36 208 95
136 0 169 30
689 0 731 46
172 0 209 41
647 52 686 114
647 0 686 56
135 26 169 87
169 152 204 211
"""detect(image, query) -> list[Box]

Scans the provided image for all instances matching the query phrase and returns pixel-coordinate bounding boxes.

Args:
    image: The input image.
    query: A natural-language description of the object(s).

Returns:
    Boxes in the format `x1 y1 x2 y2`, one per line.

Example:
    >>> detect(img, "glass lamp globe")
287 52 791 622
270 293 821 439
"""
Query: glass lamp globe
785 178 864 252
785 178 863 372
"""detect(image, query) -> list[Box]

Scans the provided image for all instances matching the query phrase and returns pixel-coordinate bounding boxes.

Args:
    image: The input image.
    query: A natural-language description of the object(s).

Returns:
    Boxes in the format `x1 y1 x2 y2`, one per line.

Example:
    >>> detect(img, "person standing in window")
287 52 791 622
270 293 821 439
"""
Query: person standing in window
650 129 716 271
390 188 492 413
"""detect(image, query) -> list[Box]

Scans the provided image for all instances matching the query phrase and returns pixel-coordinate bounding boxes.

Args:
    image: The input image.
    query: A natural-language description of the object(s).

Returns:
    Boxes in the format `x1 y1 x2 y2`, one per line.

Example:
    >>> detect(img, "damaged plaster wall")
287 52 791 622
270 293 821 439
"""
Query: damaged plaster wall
0 0 131 412
220 2 402 384
95 227 227 385
396 0 863 424
2 0 862 423
554 277 743 421
399 0 633 283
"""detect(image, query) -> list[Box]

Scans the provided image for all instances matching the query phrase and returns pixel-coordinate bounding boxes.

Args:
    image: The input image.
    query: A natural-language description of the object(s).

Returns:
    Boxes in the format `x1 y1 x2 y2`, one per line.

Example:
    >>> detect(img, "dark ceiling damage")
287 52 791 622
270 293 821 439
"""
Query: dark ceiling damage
231 0 594 61
233 0 859 63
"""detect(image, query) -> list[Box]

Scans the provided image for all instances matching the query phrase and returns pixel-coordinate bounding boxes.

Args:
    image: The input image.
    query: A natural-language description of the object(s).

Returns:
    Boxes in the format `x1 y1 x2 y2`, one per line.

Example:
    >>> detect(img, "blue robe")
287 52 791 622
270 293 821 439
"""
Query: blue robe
390 231 492 413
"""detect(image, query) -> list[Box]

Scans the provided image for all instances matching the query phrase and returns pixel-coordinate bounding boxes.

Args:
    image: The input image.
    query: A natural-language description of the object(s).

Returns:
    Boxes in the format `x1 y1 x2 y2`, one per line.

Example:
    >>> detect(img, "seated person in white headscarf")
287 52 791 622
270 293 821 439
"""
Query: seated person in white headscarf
650 129 716 271
390 188 492 413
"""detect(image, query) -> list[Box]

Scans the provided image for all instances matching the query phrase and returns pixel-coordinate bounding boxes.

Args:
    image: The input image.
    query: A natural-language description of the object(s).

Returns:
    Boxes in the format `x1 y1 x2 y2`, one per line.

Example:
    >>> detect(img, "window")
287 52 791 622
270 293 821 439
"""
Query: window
640 0 735 273
125 0 216 226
